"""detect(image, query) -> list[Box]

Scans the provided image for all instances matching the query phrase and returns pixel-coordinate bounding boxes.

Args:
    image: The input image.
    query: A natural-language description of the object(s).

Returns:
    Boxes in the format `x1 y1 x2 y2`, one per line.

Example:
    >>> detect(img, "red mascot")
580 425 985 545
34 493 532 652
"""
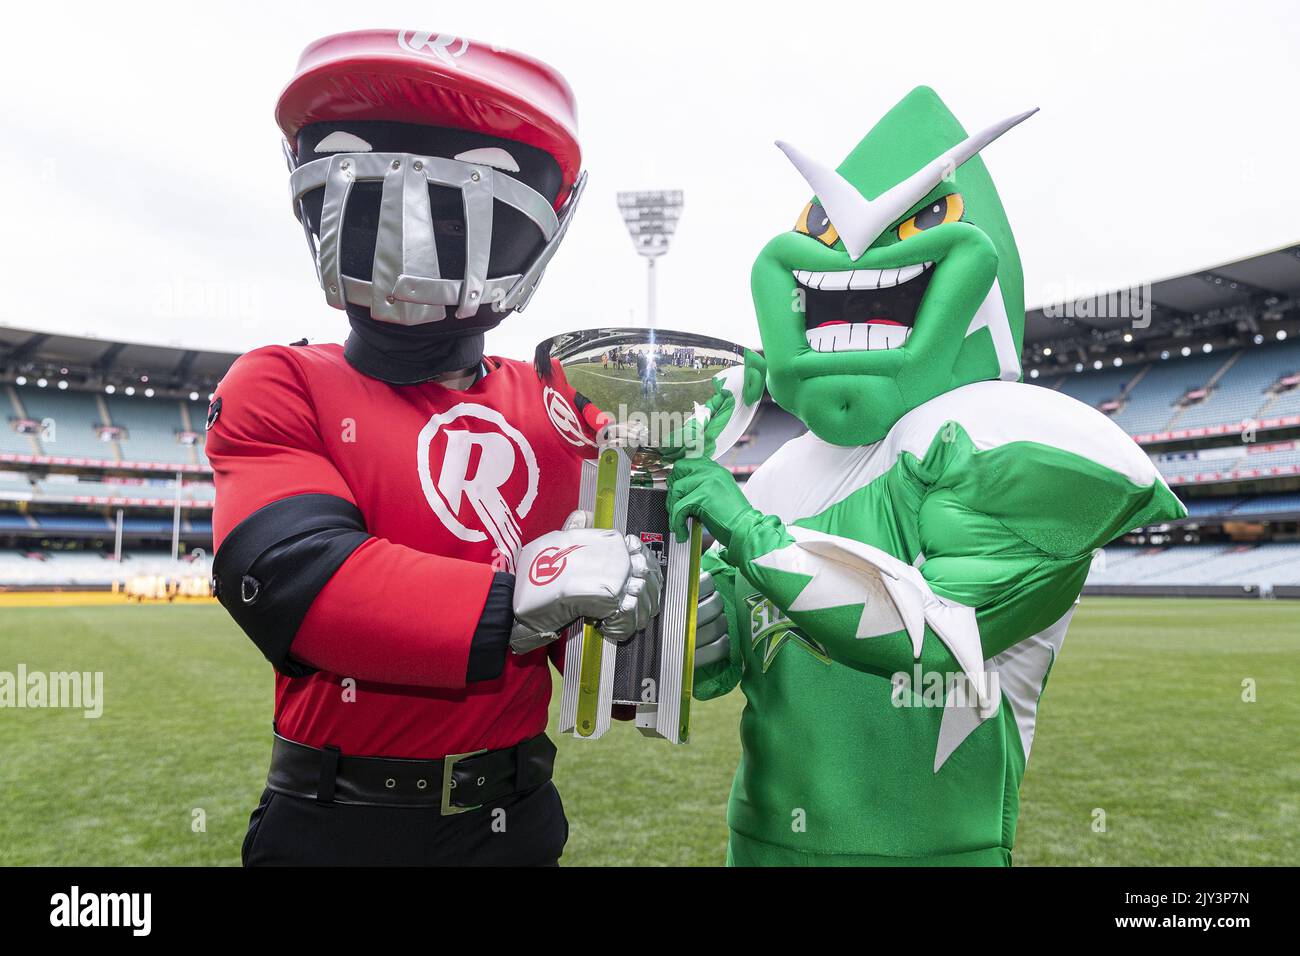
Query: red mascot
208 29 660 866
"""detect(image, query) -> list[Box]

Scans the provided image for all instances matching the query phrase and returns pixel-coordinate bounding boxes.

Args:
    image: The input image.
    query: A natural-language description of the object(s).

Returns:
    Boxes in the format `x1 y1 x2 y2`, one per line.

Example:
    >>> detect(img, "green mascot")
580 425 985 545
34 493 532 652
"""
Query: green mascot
666 87 1185 866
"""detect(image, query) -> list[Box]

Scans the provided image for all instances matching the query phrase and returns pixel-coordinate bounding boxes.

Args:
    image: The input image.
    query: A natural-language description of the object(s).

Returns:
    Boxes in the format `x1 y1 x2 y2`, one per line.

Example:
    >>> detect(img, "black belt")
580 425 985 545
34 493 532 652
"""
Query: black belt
266 732 557 815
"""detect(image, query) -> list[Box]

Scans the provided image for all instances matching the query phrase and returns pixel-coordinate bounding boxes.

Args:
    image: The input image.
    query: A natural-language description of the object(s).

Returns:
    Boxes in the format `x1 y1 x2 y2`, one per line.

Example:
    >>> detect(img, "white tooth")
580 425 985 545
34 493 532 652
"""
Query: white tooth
878 268 900 288
875 325 908 349
896 264 924 283
819 271 851 291
808 323 897 354
849 269 880 290
794 270 811 284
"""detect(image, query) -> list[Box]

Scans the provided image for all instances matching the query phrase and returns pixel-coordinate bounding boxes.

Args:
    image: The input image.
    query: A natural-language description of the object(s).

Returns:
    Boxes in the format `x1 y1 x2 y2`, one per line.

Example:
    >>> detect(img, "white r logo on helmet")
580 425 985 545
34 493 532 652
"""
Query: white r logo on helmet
397 31 470 66
417 403 539 572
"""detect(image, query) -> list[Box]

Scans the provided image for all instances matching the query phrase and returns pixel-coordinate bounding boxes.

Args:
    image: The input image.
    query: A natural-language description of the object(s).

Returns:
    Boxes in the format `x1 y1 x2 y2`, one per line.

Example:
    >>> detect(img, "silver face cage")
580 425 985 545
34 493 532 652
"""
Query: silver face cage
286 144 586 326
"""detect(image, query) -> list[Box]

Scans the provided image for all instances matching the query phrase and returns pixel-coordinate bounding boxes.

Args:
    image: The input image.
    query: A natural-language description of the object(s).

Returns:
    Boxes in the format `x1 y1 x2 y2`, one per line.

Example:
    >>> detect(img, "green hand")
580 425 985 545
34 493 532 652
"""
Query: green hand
667 454 755 547
661 349 766 463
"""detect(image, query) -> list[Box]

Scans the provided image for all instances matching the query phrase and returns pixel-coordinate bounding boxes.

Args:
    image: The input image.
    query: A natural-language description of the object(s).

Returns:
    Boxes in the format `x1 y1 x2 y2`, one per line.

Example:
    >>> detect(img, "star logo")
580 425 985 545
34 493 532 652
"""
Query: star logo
746 593 831 672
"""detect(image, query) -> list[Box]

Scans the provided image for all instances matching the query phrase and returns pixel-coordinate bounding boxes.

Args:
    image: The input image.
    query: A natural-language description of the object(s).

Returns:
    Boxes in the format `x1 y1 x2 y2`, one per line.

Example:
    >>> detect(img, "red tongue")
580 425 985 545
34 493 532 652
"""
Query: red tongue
815 318 903 329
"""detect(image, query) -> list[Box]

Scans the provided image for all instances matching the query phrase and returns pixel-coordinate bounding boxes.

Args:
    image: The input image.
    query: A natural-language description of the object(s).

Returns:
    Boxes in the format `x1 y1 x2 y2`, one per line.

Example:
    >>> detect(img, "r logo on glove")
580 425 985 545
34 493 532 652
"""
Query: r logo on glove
527 545 584 586
510 511 664 655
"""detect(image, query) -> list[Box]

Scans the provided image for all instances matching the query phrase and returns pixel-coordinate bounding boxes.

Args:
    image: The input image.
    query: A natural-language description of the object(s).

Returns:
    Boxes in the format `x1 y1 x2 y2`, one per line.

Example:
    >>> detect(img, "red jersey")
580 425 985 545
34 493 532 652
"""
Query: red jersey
207 343 596 758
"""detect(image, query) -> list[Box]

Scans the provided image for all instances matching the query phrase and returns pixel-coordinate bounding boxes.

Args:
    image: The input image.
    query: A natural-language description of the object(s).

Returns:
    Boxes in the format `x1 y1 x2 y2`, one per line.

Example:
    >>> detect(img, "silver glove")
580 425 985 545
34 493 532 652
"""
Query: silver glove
694 569 730 668
510 515 663 654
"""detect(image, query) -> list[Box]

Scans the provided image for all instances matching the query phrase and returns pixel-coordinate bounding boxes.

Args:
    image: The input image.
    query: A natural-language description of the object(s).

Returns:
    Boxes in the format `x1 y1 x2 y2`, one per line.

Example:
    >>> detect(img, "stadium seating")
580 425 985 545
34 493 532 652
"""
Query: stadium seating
1107 353 1226 434
0 470 35 496
106 394 197 465
1043 340 1300 436
0 549 210 587
1055 366 1132 408
1090 543 1300 586
12 384 117 459
1264 380 1300 418
1174 341 1300 429
4 383 211 467
1230 493 1300 515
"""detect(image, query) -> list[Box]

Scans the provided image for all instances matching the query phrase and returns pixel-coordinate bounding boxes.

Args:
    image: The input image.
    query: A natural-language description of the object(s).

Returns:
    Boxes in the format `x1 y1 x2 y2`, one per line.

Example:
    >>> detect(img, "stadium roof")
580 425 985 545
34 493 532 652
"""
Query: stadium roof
0 326 240 390
1026 243 1300 346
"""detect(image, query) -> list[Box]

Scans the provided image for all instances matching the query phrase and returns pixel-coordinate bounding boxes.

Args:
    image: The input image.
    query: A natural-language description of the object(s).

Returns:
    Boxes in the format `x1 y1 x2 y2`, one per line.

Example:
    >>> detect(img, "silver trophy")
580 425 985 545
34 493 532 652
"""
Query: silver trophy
536 328 761 743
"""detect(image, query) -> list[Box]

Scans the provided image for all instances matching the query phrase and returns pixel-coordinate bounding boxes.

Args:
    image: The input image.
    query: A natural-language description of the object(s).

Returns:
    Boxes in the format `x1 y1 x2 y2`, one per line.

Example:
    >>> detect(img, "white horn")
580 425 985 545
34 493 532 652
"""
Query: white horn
777 108 1038 261
775 140 878 260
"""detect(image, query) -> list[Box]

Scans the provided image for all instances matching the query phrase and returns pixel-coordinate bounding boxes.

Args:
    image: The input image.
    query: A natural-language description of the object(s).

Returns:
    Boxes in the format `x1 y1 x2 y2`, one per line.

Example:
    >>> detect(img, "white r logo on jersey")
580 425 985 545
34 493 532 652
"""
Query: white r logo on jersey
417 403 539 572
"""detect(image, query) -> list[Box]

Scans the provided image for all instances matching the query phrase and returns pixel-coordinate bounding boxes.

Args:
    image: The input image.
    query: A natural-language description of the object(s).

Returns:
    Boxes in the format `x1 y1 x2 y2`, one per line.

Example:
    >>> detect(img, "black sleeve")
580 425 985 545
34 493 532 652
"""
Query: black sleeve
212 493 368 677
465 572 517 683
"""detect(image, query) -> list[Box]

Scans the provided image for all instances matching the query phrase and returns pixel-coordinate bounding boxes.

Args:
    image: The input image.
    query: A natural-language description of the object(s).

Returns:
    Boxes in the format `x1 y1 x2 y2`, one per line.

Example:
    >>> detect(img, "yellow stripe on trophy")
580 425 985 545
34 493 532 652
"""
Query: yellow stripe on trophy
575 446 621 737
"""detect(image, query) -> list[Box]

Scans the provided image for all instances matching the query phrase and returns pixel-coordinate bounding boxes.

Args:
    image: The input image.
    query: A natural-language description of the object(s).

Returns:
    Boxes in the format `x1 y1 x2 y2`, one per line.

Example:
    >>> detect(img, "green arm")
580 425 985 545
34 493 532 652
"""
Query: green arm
718 427 1186 681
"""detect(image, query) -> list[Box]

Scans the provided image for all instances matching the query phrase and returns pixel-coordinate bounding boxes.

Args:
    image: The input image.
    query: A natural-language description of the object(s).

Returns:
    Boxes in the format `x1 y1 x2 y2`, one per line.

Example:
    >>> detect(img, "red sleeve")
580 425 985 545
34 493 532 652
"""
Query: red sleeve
548 358 606 440
207 346 495 688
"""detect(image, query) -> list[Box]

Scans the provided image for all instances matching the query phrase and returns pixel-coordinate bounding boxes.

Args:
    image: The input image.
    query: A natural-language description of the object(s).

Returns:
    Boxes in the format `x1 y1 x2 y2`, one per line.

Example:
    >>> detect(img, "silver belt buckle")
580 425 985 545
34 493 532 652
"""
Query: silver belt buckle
440 748 488 816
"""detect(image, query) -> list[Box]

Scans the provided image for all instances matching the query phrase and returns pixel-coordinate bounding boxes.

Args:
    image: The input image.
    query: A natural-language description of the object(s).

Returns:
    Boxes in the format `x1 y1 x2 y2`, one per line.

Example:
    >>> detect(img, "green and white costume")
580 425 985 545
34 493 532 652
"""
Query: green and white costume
695 381 1182 865
667 87 1185 865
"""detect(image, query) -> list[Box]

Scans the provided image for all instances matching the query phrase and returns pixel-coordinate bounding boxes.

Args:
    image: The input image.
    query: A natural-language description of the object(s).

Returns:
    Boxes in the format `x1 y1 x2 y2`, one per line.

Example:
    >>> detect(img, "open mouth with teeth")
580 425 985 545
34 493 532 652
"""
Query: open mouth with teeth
796 261 935 352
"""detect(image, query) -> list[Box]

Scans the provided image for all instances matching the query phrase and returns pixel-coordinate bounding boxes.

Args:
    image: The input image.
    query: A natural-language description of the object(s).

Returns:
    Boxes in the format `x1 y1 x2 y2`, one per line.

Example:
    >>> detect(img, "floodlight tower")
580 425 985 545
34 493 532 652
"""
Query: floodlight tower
617 190 683 330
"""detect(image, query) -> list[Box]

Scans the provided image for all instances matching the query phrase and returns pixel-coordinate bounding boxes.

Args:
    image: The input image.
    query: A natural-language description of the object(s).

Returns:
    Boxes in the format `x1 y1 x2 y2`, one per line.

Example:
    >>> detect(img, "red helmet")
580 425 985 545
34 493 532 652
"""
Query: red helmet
276 30 586 326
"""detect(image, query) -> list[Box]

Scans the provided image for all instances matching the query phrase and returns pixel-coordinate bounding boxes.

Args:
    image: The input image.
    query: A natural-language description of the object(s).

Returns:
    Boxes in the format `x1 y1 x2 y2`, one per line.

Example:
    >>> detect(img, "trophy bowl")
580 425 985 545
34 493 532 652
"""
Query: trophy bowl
537 326 752 480
536 328 759 743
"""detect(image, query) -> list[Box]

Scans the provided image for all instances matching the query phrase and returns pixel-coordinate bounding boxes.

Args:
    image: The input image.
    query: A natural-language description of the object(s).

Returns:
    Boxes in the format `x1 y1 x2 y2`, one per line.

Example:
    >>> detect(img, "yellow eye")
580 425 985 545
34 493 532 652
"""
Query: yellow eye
897 193 964 241
793 200 839 248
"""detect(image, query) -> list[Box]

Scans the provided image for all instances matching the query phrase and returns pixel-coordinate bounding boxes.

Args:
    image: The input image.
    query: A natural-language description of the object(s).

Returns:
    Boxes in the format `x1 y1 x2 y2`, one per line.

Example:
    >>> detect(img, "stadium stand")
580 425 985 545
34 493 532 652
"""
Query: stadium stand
1174 340 1300 429
1090 543 1300 587
1108 353 1225 433
1054 365 1132 409
14 384 116 460
1022 243 1300 596
1 326 231 588
2 242 1299 594
105 394 192 465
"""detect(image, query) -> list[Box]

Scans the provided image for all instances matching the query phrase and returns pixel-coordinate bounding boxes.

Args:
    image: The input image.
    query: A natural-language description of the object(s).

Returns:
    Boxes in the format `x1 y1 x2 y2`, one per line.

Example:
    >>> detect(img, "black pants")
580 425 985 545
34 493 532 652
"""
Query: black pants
241 781 569 866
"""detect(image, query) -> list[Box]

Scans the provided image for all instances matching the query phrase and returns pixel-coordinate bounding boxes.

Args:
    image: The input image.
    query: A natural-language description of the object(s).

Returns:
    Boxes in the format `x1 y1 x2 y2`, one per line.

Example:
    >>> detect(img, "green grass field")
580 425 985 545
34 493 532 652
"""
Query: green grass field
563 362 720 425
0 599 1295 865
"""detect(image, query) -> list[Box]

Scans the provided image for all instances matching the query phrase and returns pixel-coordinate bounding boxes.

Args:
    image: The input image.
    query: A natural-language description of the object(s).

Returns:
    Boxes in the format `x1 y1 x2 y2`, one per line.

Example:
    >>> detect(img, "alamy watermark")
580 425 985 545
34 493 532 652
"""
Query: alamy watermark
49 886 150 936
890 665 1000 717
598 404 705 459
0 664 103 718
1042 281 1153 329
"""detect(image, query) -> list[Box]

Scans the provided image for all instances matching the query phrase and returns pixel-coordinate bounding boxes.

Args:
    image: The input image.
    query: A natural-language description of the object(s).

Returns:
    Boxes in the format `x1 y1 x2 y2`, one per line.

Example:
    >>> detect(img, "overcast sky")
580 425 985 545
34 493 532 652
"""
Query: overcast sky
2 0 1297 361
